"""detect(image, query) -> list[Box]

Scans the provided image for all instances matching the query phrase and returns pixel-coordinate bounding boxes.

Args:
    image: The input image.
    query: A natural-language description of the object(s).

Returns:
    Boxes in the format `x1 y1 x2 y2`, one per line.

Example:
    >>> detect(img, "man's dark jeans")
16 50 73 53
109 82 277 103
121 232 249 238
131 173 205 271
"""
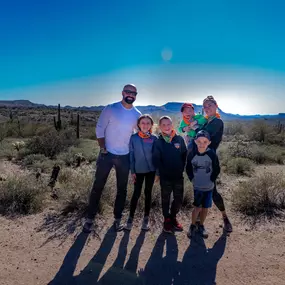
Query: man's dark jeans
86 152 130 220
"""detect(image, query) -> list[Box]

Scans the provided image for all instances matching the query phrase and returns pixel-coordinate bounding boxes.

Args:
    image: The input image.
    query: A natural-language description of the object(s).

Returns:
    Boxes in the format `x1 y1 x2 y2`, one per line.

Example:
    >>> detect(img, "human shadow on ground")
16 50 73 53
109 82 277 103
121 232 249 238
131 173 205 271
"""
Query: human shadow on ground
138 233 179 285
174 232 228 285
48 225 116 285
48 231 89 285
75 230 146 285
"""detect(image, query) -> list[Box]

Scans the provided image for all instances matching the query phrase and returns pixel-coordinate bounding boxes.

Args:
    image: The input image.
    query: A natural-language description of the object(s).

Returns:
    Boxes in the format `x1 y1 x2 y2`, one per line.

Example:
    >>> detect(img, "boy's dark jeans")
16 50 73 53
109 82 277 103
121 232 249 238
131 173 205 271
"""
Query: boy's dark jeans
86 152 130 221
129 171 156 219
160 178 184 219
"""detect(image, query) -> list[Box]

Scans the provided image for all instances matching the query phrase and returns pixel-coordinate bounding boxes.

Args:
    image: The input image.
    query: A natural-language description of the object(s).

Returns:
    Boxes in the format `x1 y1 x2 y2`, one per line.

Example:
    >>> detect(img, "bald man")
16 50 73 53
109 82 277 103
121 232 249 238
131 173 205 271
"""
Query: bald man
83 84 141 233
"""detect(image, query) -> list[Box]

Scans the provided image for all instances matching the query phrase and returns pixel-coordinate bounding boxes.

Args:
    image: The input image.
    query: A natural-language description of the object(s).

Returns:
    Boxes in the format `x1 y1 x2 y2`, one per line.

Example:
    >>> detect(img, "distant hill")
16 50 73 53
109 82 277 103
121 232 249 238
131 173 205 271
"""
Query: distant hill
0 100 284 121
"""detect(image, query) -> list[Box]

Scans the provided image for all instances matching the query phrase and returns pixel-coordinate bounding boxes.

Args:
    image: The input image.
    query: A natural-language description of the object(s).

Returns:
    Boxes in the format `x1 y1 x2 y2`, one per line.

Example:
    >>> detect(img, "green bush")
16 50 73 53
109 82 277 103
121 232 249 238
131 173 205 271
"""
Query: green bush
26 129 78 158
225 157 254 176
0 175 46 215
232 172 285 216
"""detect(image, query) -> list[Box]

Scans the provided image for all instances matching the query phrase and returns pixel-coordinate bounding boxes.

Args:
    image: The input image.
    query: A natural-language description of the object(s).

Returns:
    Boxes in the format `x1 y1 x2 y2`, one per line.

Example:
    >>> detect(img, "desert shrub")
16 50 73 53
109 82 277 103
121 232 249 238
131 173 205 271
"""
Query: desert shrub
224 122 245 136
248 120 270 143
250 145 285 165
57 140 99 166
228 141 252 159
33 159 63 173
0 174 46 215
23 154 47 166
250 147 267 164
26 129 78 158
232 172 285 216
225 157 254 176
266 133 285 146
12 141 25 151
182 179 194 209
58 168 75 184
0 123 7 143
59 168 95 215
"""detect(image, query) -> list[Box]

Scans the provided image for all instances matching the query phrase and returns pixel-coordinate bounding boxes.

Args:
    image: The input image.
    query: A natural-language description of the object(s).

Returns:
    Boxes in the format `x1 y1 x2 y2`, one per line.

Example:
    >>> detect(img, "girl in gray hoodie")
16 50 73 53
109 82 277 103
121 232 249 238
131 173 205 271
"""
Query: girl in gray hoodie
124 114 157 231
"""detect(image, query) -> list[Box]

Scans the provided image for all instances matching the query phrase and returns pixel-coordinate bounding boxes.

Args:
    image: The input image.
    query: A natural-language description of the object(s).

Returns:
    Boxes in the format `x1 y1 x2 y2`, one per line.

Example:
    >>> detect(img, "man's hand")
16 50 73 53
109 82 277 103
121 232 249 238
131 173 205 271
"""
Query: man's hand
131 174 136 184
100 147 108 154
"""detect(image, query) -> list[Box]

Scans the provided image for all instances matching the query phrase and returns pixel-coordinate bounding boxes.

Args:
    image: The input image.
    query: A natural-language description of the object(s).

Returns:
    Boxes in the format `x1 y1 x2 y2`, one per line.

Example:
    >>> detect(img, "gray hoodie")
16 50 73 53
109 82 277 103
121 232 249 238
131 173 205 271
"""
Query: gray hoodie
129 133 157 174
186 148 220 191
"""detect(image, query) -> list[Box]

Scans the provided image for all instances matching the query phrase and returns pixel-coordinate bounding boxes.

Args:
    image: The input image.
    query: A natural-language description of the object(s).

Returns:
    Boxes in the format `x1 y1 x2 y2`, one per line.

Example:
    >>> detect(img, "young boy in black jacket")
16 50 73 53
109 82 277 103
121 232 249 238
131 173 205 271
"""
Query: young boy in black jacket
186 130 220 239
153 116 187 233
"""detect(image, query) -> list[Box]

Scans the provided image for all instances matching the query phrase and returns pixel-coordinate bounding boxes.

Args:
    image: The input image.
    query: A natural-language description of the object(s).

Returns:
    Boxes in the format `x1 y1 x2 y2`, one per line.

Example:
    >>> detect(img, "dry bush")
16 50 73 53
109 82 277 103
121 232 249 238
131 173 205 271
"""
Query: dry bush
248 120 269 143
232 172 285 216
58 167 115 215
57 140 98 166
224 121 245 136
219 141 285 167
250 145 285 165
0 174 46 215
58 168 194 218
22 154 47 166
225 157 254 176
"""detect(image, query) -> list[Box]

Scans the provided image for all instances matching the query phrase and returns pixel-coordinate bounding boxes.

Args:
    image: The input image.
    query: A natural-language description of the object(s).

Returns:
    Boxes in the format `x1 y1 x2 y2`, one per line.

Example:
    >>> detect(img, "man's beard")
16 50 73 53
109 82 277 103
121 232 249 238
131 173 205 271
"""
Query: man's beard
124 96 135 104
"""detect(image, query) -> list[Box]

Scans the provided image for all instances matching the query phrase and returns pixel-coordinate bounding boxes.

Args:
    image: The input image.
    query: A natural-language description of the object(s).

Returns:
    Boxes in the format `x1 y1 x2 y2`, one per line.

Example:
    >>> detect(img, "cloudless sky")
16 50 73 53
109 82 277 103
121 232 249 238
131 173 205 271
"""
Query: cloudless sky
0 0 285 114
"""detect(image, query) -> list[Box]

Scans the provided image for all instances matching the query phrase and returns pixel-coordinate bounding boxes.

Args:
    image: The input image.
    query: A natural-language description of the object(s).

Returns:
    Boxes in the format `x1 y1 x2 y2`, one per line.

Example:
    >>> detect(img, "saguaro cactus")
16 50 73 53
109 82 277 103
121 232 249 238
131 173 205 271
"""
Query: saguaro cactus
76 113 80 139
53 104 62 131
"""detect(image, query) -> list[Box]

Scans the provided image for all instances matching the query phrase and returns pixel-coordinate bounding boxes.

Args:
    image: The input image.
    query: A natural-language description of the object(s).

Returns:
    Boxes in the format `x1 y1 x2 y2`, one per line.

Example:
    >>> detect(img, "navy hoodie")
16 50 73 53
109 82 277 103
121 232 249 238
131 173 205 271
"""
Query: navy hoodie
153 134 187 180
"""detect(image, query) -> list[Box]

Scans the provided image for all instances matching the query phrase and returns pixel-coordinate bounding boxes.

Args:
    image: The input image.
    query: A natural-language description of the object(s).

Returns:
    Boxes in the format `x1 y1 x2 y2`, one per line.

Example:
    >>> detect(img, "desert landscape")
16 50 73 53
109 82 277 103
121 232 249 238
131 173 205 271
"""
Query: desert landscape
0 102 285 285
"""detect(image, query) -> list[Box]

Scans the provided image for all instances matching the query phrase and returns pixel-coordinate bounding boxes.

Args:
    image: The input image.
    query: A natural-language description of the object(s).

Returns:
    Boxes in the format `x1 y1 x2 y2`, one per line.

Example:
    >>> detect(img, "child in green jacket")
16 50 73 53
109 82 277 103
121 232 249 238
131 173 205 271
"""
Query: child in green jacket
178 103 207 149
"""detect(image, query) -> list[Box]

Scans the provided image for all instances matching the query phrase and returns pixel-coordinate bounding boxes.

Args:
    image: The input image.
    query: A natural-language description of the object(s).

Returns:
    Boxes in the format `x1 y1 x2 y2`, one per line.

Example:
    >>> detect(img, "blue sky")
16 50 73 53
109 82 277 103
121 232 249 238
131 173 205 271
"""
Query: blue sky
0 0 285 114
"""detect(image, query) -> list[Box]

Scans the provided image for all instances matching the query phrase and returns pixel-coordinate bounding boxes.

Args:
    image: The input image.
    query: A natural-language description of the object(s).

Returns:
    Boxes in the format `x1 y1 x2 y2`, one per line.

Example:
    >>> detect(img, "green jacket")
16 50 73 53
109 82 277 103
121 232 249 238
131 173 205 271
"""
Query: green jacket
178 114 207 138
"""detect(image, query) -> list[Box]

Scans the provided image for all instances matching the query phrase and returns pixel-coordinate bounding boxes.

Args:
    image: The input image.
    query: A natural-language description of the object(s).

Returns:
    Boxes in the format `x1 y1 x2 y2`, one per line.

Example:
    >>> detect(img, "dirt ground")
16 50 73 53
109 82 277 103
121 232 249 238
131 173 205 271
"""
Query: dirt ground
1 163 285 285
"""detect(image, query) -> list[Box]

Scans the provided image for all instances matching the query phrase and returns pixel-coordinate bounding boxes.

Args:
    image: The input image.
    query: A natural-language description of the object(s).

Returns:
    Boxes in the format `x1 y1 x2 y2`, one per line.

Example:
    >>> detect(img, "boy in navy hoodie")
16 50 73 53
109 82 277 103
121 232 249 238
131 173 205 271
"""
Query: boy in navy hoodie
153 116 187 233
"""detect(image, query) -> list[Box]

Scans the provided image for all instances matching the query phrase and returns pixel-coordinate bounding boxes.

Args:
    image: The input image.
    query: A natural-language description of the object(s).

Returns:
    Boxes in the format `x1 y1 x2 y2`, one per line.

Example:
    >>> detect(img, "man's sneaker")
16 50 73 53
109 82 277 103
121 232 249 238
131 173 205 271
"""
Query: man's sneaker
187 224 196 239
223 217 233 232
82 220 93 233
172 217 183 231
163 218 174 234
124 217 133 231
141 216 150 231
114 219 124 232
198 225 209 238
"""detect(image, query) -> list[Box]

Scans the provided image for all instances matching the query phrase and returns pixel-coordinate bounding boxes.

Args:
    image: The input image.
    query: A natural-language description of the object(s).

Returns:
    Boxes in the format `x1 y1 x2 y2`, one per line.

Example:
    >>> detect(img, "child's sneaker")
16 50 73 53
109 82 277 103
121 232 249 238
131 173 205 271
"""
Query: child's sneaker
124 217 133 231
163 218 174 234
223 217 233 232
141 216 150 231
113 219 124 232
172 217 183 231
198 224 209 238
187 224 196 239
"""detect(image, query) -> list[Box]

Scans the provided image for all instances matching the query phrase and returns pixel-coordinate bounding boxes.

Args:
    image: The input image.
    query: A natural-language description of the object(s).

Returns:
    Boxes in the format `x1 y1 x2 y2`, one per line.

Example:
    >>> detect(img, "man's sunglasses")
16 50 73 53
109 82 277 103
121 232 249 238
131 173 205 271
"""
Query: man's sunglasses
123 90 137 96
